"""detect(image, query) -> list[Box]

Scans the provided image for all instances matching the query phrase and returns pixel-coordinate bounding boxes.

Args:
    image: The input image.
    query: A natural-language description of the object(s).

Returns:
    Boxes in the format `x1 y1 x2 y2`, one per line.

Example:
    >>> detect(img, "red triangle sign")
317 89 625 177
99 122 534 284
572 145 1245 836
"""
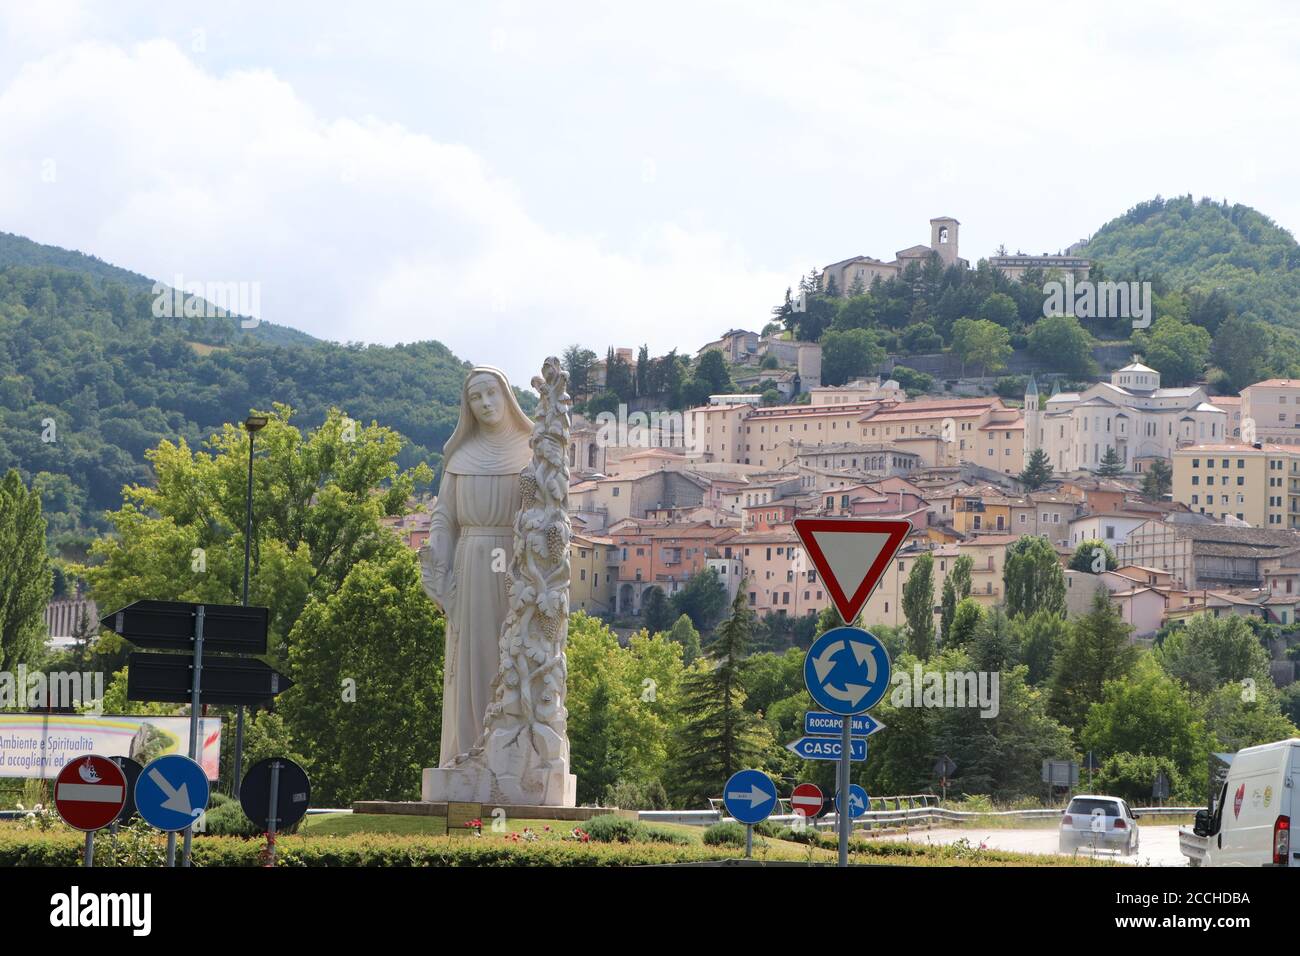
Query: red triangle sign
793 518 912 625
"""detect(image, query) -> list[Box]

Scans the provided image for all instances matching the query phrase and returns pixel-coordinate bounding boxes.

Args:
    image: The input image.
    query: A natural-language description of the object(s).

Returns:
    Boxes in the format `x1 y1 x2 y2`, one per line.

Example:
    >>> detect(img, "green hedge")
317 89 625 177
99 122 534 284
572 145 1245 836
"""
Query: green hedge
0 830 754 867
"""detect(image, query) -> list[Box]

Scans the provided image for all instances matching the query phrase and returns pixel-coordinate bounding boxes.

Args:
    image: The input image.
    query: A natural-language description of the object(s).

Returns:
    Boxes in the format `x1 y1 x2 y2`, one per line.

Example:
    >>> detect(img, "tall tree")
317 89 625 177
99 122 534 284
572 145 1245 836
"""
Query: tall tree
282 550 443 805
950 318 1012 380
1131 316 1211 387
1027 314 1097 378
667 613 702 666
1095 446 1124 477
946 597 984 648
940 576 958 647
691 350 734 400
1069 540 1118 573
1142 459 1173 500
902 553 935 658
669 584 773 805
670 567 729 632
81 406 432 668
1155 614 1271 694
635 344 650 398
0 470 52 670
640 585 675 634
1049 587 1139 730
821 328 885 386
1019 447 1054 491
567 614 687 804
1003 535 1066 618
939 554 972 646
561 345 598 398
1212 314 1271 392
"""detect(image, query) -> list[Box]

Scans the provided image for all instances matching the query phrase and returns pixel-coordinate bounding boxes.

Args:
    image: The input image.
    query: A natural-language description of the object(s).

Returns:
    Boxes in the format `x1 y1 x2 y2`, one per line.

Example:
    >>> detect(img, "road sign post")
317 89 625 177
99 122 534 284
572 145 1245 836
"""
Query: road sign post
790 783 824 822
54 755 127 868
182 604 205 869
241 757 311 868
723 769 777 860
838 715 850 866
785 736 868 761
136 754 211 867
794 517 908 868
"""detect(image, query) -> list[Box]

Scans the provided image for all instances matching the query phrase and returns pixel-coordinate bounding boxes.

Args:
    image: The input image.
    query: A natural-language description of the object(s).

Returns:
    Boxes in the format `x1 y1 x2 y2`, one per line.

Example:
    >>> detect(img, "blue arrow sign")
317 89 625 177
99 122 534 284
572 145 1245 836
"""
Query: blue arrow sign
836 784 869 819
804 711 885 738
803 626 892 716
786 736 867 761
722 769 778 825
135 754 210 833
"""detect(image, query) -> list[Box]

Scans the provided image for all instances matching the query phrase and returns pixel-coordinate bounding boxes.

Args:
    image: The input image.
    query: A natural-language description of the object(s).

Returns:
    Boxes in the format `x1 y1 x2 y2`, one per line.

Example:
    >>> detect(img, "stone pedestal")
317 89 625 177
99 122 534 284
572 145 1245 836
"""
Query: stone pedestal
421 764 577 807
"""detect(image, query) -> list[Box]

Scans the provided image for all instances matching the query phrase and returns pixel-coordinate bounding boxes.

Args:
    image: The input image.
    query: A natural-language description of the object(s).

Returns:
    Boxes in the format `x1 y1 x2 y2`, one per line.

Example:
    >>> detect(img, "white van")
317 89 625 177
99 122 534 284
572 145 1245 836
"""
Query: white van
1183 738 1298 867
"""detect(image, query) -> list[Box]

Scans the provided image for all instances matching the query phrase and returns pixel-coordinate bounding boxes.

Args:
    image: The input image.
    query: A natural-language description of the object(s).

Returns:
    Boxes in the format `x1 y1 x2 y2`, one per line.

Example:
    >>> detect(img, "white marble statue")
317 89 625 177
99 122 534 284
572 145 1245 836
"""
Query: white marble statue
419 357 576 806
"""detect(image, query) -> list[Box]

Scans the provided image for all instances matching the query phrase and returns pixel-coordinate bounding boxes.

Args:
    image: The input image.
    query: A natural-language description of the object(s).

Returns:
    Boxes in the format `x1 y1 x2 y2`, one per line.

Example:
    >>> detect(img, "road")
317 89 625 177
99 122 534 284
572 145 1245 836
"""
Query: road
868 824 1187 866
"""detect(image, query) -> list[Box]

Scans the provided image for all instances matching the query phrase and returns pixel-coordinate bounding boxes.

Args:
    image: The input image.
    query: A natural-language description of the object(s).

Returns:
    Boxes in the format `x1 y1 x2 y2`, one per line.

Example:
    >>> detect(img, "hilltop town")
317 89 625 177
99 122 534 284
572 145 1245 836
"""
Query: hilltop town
473 219 1295 683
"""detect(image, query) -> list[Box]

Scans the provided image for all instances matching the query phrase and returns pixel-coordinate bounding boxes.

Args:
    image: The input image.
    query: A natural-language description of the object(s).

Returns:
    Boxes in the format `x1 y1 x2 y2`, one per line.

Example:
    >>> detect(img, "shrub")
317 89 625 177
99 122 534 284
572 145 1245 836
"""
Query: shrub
642 825 691 846
774 825 828 846
1090 752 1181 805
583 814 648 843
994 375 1027 399
891 365 934 394
199 795 263 838
702 821 747 847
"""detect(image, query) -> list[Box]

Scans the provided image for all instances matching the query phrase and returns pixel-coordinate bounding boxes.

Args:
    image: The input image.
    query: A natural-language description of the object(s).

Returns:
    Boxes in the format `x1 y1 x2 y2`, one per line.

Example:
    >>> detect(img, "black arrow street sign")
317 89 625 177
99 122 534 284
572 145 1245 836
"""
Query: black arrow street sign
126 652 292 706
101 600 269 655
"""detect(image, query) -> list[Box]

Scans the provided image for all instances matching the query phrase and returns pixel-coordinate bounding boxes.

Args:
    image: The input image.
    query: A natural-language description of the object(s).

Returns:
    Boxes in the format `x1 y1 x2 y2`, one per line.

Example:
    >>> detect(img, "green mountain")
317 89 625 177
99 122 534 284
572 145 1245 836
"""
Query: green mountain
0 231 320 348
0 235 477 551
1080 195 1300 327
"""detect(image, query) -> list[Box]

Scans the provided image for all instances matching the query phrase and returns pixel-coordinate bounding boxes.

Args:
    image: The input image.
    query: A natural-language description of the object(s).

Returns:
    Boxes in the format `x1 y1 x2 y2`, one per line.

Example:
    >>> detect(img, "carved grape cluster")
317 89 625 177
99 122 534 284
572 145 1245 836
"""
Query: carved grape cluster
519 471 539 507
546 525 564 562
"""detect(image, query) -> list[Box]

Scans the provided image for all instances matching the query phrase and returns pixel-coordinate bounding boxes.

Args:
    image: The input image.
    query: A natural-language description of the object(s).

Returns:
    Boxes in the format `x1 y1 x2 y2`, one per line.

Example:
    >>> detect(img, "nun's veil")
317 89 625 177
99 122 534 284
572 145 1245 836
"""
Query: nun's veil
441 366 534 476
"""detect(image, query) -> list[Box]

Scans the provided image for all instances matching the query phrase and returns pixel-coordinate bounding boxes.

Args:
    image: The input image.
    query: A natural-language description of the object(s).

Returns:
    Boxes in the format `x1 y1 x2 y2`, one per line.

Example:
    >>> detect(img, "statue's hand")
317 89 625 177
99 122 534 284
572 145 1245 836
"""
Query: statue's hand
419 543 449 610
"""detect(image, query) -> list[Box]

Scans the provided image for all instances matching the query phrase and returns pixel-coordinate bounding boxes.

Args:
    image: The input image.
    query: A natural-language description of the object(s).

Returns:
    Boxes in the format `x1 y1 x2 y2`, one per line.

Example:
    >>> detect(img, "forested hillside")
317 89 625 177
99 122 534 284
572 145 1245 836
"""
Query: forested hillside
0 263 470 551
0 232 320 348
1082 195 1300 327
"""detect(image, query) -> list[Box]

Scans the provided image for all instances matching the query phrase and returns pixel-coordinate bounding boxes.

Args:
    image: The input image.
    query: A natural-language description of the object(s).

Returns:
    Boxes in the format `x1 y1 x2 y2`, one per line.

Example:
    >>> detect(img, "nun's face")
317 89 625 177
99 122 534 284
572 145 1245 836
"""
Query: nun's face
467 374 506 427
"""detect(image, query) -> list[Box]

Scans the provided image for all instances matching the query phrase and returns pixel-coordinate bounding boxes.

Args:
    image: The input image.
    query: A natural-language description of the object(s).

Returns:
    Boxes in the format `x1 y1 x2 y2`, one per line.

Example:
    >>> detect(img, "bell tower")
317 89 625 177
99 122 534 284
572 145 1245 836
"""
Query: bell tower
930 217 960 268
1023 374 1041 469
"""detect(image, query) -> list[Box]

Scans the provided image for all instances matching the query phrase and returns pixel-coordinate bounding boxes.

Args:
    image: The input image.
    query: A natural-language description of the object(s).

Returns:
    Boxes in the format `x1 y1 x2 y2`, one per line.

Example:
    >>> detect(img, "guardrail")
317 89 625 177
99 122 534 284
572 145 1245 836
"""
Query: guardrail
643 804 1201 828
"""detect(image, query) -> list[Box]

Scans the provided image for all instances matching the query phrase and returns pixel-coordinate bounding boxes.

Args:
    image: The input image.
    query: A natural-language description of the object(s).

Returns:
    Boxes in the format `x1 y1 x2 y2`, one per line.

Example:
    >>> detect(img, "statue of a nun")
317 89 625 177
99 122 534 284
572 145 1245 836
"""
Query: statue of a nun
420 367 533 764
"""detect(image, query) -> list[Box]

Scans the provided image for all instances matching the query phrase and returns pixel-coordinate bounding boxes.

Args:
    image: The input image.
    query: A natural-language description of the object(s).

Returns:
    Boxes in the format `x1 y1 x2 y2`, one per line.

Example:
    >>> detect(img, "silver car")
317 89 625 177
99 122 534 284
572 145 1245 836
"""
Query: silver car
1059 795 1139 855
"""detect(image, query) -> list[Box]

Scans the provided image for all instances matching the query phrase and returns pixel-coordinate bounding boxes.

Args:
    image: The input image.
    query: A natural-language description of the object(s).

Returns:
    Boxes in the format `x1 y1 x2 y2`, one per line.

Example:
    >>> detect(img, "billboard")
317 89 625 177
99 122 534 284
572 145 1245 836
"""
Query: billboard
0 714 222 780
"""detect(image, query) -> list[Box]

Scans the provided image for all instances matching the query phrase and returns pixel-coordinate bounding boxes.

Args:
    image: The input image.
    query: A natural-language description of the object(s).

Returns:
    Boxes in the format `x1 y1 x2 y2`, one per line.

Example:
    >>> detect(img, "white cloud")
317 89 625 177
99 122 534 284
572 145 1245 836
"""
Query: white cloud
0 37 789 385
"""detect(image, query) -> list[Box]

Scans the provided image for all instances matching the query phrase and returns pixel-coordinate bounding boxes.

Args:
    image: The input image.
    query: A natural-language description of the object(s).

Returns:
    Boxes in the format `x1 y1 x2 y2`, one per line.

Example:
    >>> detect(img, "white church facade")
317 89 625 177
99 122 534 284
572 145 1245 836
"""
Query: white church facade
1024 360 1228 474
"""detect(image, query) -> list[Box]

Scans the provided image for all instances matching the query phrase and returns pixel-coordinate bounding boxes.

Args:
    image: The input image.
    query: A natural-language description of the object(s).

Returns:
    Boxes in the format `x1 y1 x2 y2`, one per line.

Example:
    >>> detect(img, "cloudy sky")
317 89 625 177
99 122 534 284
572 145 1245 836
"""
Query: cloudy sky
2 1 1297 385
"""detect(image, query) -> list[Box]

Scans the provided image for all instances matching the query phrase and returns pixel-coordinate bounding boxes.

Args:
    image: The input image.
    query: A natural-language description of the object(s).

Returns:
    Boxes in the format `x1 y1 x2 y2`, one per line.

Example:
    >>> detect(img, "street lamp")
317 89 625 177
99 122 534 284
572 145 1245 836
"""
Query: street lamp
234 414 268 797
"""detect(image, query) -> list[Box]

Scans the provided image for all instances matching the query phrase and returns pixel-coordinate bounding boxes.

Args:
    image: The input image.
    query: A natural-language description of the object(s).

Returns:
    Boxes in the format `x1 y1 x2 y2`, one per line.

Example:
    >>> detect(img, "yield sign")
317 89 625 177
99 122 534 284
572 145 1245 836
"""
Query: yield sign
793 518 911 624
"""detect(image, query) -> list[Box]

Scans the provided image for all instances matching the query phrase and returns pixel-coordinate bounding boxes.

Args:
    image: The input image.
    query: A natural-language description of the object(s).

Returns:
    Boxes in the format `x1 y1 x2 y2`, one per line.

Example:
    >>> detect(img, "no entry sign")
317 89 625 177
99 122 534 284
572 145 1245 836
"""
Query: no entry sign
791 783 824 819
54 755 127 832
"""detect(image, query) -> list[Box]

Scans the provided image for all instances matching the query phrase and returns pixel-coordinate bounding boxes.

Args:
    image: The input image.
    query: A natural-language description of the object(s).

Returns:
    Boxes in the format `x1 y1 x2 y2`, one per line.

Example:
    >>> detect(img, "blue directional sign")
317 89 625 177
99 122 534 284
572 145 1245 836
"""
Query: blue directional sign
786 736 867 761
803 626 892 716
804 711 885 738
722 769 778 825
836 784 869 819
135 754 210 833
